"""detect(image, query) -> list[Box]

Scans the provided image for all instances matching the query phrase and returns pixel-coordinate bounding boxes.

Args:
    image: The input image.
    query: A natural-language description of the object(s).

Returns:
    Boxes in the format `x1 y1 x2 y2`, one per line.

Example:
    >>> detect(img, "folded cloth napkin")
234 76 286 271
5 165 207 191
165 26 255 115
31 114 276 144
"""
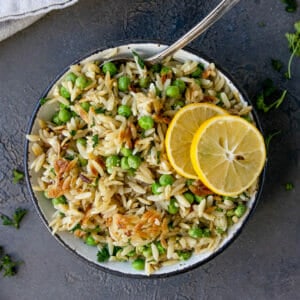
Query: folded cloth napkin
0 0 78 42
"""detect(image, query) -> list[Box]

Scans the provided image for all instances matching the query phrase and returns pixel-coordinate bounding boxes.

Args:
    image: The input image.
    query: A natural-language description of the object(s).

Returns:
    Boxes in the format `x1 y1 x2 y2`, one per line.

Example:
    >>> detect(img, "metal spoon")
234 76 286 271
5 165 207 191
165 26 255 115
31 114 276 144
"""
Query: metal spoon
103 0 241 65
146 0 241 65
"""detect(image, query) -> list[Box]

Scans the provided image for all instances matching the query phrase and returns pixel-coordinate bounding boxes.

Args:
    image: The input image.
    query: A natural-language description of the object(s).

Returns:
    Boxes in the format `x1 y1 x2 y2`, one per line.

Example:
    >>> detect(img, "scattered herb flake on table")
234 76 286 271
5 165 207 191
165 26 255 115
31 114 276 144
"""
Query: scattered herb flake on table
0 246 22 277
285 182 294 191
285 21 300 79
0 208 27 229
13 169 24 184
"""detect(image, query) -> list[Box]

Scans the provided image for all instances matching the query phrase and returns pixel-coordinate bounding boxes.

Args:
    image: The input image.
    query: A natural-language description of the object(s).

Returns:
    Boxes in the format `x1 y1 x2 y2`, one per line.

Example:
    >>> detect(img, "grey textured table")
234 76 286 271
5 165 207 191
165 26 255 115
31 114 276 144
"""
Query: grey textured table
0 1 299 299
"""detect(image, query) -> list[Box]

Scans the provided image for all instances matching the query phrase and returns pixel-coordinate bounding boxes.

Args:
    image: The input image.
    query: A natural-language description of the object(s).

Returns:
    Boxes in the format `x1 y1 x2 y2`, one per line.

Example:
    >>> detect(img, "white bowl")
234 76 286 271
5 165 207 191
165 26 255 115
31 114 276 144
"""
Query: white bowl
25 43 265 277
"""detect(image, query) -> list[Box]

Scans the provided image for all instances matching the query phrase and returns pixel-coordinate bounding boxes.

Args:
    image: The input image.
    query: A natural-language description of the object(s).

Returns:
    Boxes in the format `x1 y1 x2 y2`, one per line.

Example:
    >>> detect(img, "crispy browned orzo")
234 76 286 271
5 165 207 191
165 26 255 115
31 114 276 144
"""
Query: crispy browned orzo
27 52 257 275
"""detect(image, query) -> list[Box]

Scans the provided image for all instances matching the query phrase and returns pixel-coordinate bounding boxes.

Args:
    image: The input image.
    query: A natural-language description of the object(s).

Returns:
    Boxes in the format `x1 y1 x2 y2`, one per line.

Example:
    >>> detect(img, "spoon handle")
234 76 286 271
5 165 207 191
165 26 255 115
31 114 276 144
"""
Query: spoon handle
146 0 241 64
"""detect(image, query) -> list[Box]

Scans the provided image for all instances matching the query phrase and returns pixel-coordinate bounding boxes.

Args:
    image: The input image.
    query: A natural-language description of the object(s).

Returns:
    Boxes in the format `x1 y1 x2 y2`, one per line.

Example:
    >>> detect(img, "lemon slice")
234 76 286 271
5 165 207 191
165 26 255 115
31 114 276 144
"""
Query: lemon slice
165 103 228 179
190 115 266 196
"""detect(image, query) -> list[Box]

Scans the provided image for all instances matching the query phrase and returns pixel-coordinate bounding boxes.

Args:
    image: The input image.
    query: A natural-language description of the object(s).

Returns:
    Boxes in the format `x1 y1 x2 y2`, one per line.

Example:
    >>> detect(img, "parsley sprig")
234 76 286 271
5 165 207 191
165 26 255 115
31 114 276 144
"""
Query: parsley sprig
0 208 27 229
0 247 22 277
285 21 300 79
256 79 287 112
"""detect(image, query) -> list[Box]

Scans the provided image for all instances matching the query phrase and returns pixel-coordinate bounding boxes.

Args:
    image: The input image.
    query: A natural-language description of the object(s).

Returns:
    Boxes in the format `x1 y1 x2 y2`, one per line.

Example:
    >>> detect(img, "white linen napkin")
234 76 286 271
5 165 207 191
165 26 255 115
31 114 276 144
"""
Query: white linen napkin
0 0 78 42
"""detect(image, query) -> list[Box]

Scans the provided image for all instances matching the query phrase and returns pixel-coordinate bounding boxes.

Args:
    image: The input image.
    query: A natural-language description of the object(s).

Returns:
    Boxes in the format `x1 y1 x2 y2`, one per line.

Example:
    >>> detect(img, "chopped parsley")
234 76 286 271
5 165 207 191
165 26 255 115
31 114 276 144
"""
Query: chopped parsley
282 0 297 12
70 130 77 136
256 79 287 112
132 50 145 69
0 208 27 229
97 246 110 262
285 21 300 79
0 247 22 277
13 169 24 184
285 182 294 191
92 134 99 147
39 97 49 105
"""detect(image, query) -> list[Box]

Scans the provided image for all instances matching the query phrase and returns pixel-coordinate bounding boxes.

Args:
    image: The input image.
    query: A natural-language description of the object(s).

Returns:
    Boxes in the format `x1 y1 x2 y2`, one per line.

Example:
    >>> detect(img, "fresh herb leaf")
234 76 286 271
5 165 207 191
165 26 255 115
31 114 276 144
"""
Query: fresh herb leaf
95 107 106 114
282 0 297 12
92 134 99 147
256 79 287 112
39 98 49 105
285 182 294 191
271 59 283 72
70 130 77 136
13 169 24 184
70 223 81 232
265 130 281 150
285 21 300 79
97 246 110 262
0 208 27 229
132 50 145 69
0 254 20 277
0 215 14 227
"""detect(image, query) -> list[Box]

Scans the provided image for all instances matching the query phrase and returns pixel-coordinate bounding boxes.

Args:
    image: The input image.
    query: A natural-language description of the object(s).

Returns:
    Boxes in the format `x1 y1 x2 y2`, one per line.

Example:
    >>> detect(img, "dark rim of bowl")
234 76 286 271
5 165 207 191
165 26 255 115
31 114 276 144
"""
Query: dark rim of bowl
24 40 266 279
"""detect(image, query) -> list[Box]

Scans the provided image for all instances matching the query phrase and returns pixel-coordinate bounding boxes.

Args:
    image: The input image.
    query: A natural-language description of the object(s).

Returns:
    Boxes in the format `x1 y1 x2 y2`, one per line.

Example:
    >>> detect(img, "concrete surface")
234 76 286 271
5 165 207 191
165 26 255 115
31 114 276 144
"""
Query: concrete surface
0 0 299 299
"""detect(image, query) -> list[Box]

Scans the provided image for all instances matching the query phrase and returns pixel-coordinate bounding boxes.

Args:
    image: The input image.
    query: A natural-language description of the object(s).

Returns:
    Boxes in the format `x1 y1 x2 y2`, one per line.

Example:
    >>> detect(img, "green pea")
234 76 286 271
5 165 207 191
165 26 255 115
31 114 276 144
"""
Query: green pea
120 147 132 157
166 85 181 99
183 192 194 204
77 138 87 146
78 155 88 167
160 66 172 76
191 64 204 78
151 63 162 73
127 168 136 176
159 174 174 186
195 195 205 203
102 62 117 76
127 155 141 169
58 109 72 123
59 86 70 99
80 102 90 112
52 112 62 125
151 182 162 195
173 79 186 93
132 258 145 270
105 155 120 168
177 251 192 261
168 197 179 214
117 104 131 118
75 75 90 90
138 116 154 130
118 76 131 92
65 72 77 83
188 227 203 238
52 195 67 206
85 235 97 246
139 77 150 88
234 204 247 218
120 157 130 170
